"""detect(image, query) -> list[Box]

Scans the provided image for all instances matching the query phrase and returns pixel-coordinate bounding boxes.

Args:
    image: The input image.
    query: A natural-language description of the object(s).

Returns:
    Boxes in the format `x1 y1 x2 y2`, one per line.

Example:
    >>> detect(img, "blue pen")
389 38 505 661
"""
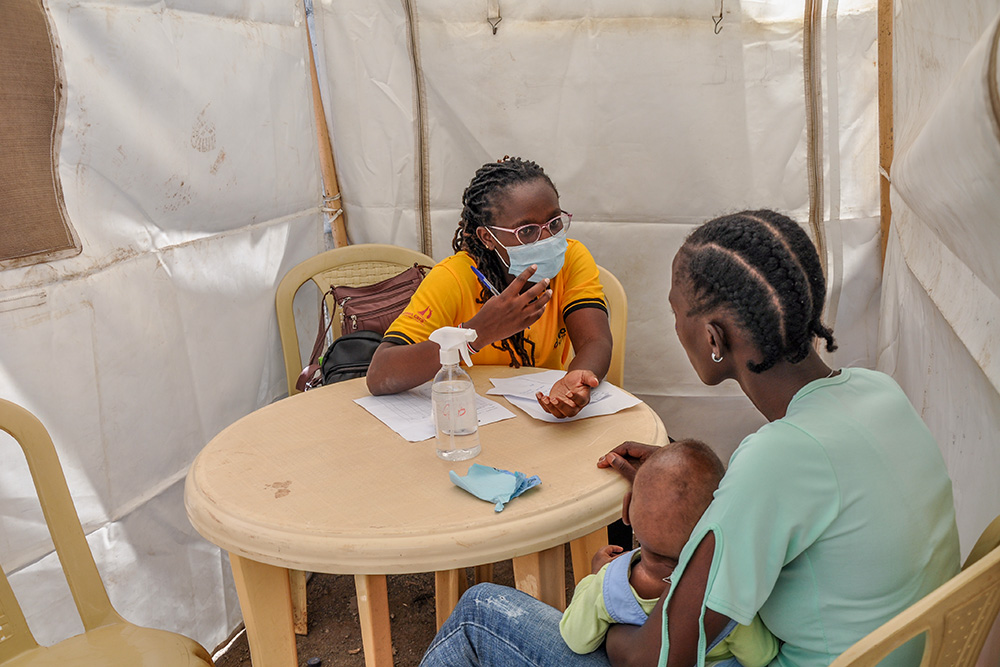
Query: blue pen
470 265 501 297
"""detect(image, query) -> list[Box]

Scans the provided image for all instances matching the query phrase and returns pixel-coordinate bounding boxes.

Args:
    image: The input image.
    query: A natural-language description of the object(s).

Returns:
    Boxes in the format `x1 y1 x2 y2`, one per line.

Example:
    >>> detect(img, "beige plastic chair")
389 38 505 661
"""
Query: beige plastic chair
276 243 435 632
275 243 435 397
0 398 213 667
567 265 629 585
829 514 1000 667
597 265 628 387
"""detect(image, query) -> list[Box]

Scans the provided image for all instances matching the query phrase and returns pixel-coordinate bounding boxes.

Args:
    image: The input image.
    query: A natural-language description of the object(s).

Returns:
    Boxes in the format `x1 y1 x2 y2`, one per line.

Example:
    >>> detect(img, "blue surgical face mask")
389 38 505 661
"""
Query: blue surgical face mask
490 229 568 282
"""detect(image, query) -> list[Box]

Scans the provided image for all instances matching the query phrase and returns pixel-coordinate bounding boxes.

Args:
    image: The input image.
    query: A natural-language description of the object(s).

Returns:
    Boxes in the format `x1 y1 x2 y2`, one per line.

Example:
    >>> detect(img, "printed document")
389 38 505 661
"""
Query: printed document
355 381 516 442
487 369 642 422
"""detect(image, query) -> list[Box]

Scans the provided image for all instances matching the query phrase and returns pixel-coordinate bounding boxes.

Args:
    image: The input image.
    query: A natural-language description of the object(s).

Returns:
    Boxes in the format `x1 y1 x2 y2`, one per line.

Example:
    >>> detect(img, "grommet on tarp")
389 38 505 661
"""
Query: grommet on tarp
487 0 501 35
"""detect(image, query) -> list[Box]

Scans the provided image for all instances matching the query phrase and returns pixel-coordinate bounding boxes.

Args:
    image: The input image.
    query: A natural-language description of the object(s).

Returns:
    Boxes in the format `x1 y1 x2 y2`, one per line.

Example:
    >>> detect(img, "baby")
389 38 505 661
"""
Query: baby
560 440 778 666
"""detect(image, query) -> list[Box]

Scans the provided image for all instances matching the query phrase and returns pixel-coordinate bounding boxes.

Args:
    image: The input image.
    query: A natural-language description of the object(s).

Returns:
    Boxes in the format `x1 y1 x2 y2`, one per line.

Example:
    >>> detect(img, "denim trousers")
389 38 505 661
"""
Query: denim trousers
419 583 741 667
420 583 611 666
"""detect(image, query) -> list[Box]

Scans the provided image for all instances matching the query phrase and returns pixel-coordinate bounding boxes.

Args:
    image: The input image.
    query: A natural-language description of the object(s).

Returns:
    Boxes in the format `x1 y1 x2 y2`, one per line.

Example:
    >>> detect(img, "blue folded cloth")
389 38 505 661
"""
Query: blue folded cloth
449 463 541 512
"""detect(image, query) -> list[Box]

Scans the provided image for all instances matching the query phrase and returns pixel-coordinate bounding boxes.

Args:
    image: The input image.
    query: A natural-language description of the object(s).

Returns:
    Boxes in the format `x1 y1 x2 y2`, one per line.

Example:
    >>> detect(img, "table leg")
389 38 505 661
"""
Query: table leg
512 544 567 611
434 569 467 629
474 563 494 584
229 554 297 667
290 569 308 635
570 527 609 586
355 574 393 667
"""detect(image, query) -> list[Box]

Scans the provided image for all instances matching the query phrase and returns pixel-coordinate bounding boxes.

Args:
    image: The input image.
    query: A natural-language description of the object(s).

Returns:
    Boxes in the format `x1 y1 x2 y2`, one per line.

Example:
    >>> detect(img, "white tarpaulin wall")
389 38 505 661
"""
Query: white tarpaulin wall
0 0 996 662
878 0 1000 659
1 0 325 650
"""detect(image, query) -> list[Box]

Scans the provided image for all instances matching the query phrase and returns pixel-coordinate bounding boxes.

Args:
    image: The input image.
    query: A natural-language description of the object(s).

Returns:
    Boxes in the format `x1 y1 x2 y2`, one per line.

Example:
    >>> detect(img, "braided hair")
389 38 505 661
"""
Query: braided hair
452 157 558 368
676 209 837 373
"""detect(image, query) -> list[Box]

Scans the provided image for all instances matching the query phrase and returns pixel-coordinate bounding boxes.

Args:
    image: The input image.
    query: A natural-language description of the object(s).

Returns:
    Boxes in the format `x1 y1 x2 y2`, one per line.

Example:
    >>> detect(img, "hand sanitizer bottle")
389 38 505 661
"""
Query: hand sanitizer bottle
428 326 481 461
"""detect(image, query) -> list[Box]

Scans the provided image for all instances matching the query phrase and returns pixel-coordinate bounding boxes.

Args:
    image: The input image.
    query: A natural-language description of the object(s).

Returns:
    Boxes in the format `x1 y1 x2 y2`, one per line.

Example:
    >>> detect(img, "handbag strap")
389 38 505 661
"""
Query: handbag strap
308 285 336 367
296 286 336 392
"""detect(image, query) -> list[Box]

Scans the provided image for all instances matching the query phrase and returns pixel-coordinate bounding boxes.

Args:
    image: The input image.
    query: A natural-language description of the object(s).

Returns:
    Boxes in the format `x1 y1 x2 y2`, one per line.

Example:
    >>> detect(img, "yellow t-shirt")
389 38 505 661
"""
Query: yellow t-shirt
383 239 607 369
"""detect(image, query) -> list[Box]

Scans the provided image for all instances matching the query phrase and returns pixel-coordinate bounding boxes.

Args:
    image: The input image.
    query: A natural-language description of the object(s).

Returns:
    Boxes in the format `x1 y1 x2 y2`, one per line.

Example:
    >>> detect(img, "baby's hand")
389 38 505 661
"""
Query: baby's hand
591 544 626 574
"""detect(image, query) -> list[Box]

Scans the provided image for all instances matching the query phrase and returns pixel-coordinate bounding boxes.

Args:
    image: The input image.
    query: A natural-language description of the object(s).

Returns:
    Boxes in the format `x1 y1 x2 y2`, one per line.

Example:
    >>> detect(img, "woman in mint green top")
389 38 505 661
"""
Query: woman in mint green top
420 210 960 667
661 366 959 666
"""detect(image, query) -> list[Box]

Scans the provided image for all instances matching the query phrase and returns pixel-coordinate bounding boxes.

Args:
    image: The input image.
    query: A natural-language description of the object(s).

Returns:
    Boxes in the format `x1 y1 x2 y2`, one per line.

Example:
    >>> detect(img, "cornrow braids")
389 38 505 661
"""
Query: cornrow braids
451 157 557 368
677 210 837 373
744 210 837 352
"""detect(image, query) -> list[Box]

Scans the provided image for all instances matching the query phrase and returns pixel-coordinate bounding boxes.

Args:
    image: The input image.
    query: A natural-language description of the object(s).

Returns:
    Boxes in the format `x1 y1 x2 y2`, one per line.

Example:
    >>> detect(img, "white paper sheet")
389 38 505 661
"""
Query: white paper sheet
487 370 642 422
354 381 516 442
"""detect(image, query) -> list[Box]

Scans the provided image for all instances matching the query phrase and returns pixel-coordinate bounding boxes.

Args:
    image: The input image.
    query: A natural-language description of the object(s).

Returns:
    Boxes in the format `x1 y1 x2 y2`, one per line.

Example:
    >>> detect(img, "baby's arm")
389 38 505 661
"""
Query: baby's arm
559 566 618 654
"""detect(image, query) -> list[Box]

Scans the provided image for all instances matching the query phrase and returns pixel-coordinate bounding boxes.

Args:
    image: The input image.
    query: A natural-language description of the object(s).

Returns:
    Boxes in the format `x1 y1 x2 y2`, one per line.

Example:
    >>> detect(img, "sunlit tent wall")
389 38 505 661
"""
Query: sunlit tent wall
879 1 1000 656
0 0 996 661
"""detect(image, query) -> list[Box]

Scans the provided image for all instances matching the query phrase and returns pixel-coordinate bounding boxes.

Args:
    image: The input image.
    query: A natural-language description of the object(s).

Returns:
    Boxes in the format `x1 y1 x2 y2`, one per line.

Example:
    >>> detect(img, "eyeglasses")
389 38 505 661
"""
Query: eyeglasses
488 211 572 245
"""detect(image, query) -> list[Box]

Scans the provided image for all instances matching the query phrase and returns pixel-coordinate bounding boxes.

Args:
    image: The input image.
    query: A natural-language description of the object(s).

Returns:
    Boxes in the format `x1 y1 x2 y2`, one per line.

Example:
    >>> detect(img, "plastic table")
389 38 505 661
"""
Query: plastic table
185 365 667 666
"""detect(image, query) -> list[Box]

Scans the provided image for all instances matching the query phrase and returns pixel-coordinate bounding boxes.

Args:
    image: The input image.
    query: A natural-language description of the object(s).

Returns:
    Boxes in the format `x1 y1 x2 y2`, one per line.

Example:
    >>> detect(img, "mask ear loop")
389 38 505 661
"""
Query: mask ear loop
484 227 511 269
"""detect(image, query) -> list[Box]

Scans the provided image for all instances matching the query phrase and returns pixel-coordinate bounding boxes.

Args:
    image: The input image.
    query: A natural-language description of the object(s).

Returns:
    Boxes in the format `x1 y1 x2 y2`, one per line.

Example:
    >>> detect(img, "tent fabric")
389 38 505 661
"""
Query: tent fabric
880 0 1000 605
0 0 324 649
880 2 1000 660
1 1 995 663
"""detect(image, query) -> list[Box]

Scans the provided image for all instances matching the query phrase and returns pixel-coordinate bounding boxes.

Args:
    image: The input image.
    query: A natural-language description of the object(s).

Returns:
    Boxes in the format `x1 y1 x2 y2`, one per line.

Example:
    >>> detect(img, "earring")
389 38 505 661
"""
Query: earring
711 351 724 363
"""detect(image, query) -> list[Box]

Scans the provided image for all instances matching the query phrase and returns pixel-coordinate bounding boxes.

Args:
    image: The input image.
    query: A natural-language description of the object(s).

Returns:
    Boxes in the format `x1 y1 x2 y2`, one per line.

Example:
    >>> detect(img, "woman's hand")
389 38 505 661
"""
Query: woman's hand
463 265 552 350
597 441 660 483
535 369 600 418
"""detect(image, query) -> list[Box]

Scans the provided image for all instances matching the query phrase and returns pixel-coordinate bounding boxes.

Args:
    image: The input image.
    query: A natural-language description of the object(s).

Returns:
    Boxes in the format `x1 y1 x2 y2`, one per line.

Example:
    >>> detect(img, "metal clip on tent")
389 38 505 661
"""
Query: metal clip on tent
487 0 501 35
713 0 725 34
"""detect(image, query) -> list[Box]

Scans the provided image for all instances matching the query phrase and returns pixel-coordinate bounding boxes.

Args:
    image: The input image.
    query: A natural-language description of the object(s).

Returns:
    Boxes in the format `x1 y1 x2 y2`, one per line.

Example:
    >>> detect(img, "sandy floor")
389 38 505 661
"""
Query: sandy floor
212 556 576 667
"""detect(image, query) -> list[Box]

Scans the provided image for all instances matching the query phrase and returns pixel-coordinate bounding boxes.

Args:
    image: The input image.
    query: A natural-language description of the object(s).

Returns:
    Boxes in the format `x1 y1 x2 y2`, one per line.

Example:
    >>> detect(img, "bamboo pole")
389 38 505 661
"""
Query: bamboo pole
802 0 828 278
304 11 349 248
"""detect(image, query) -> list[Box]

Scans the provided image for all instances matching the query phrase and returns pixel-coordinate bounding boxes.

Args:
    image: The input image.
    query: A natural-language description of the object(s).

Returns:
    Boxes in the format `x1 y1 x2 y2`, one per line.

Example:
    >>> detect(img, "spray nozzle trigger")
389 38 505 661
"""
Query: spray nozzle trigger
428 326 478 367
458 338 473 367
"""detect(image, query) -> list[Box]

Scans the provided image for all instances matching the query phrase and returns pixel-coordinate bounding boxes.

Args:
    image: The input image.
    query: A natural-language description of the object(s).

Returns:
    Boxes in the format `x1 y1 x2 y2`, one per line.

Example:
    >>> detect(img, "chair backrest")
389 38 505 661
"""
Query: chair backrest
964 513 1000 570
829 517 1000 667
597 265 628 387
275 244 435 396
0 399 122 662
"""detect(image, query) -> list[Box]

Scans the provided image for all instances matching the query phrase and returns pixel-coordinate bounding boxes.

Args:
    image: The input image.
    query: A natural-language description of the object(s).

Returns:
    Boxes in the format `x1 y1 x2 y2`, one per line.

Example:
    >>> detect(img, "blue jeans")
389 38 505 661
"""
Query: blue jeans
420 583 611 666
420 583 742 667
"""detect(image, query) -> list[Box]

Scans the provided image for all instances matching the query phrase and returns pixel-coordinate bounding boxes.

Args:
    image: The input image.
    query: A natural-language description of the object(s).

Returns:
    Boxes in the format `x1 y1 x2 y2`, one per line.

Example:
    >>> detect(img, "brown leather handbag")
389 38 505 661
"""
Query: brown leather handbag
296 263 428 391
331 263 427 336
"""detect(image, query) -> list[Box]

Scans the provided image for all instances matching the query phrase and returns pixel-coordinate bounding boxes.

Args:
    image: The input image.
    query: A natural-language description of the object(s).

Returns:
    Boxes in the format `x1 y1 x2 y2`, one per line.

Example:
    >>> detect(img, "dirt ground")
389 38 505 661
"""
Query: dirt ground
213 555 577 667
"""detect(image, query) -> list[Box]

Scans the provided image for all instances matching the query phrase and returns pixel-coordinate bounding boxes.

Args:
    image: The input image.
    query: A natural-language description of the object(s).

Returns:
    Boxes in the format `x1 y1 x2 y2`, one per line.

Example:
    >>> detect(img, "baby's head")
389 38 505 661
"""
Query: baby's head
623 439 725 562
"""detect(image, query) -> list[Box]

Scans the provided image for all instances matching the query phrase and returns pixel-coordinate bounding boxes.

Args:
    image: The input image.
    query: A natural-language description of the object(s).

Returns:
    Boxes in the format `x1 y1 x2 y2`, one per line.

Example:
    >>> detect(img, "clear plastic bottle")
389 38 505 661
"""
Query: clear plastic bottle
428 326 481 461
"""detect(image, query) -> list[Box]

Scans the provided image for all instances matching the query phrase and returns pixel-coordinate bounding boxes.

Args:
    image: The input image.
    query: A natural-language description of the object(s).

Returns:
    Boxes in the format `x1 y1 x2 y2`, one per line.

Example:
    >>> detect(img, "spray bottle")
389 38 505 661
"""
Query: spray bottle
428 326 481 461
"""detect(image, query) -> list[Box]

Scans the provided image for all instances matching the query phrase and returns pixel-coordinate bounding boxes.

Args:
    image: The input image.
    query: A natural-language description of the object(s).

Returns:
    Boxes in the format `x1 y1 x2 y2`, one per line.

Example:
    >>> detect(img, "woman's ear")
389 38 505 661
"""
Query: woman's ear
475 226 493 250
622 491 633 526
706 322 727 361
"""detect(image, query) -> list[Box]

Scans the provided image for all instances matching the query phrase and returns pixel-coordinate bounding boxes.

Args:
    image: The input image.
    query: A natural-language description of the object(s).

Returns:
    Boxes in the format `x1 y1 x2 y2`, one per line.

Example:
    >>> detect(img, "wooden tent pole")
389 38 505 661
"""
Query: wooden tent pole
304 12 349 248
802 0 827 278
877 0 893 267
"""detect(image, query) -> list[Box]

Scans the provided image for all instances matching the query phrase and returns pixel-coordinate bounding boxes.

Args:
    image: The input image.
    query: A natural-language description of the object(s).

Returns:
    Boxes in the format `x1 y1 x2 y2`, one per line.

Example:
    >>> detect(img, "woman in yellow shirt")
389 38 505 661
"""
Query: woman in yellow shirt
366 157 613 418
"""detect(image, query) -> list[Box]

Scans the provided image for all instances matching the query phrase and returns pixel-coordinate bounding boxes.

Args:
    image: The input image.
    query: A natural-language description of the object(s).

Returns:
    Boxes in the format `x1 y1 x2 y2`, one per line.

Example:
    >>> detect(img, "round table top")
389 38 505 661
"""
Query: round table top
184 366 667 574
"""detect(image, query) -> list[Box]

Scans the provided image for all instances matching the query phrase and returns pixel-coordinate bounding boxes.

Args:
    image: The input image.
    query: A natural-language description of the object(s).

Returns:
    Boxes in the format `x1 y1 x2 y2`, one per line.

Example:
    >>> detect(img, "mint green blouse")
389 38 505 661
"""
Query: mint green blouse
660 368 960 667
